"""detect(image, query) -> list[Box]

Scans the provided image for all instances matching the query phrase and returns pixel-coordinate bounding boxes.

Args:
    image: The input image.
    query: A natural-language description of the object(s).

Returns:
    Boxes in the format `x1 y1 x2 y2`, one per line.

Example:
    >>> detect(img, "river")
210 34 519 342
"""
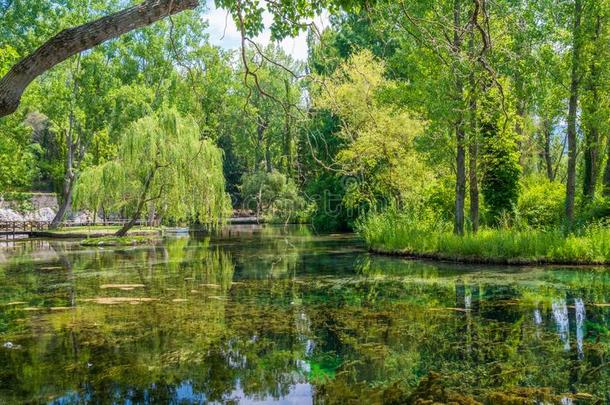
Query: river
0 225 609 403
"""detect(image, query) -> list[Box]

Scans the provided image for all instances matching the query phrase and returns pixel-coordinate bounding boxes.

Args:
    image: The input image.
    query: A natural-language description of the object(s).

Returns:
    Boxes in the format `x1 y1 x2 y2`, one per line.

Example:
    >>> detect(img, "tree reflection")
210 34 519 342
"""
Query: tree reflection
0 229 609 403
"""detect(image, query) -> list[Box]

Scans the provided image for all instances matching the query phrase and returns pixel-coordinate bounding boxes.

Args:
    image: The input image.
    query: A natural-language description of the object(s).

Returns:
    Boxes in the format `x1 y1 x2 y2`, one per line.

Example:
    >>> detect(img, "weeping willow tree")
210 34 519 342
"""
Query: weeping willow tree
74 109 231 236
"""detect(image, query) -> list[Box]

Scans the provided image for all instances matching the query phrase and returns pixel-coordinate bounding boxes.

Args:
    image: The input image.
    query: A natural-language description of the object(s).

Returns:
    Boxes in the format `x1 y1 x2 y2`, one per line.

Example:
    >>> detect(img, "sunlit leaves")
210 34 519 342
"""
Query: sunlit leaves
313 50 432 210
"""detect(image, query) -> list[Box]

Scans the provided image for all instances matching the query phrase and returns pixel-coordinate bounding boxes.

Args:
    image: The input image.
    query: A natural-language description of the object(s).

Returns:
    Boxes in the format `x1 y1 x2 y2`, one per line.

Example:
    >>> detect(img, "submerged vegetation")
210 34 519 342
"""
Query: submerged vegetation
2 0 610 401
1 228 610 402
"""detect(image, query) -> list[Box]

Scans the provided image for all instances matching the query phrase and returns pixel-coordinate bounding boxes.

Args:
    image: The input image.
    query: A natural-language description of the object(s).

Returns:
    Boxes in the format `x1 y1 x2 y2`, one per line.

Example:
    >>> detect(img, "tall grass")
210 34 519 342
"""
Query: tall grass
358 211 610 264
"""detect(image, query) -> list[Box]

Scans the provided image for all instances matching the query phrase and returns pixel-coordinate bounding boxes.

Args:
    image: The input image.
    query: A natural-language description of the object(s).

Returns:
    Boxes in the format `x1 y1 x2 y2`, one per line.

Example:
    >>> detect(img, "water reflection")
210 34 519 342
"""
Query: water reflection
553 298 571 351
0 225 609 403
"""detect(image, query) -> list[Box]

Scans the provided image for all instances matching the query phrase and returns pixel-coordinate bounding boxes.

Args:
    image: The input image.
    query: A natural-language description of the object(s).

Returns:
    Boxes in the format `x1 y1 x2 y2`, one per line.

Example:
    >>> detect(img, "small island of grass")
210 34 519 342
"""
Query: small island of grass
80 236 155 247
29 225 162 239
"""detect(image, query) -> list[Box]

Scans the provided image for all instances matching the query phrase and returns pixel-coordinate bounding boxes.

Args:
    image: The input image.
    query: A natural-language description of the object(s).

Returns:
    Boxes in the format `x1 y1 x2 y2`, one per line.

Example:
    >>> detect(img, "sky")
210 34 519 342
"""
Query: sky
202 0 329 61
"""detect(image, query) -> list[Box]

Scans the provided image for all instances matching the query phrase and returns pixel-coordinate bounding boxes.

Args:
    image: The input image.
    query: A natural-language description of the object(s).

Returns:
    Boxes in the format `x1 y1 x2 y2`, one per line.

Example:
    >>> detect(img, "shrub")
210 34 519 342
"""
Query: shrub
517 176 565 229
240 171 310 222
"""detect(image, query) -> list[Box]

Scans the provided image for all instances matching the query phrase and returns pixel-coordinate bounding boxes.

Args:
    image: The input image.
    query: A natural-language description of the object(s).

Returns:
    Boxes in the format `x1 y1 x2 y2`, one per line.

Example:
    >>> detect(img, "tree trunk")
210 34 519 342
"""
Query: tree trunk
468 89 479 233
603 139 610 197
453 0 466 235
115 169 155 236
255 118 267 170
147 205 157 226
51 174 76 229
542 118 555 181
265 134 273 173
283 79 293 176
0 0 199 118
565 0 582 228
468 26 479 233
50 56 81 229
513 18 529 169
454 102 466 236
583 14 601 200
515 98 527 167
583 124 599 199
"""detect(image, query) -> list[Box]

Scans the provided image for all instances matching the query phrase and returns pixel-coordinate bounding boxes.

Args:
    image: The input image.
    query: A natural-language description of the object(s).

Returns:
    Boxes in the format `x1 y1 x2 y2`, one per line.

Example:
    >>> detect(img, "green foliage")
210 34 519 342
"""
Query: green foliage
240 170 310 222
360 210 610 264
0 115 37 192
307 173 356 232
517 176 565 229
479 87 521 225
75 110 232 224
0 45 19 76
312 50 433 212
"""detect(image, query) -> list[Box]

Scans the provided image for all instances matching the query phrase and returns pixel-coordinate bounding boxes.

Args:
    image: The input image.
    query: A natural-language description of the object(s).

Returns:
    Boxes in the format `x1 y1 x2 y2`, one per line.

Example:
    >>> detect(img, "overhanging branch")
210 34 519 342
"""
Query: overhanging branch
0 0 199 118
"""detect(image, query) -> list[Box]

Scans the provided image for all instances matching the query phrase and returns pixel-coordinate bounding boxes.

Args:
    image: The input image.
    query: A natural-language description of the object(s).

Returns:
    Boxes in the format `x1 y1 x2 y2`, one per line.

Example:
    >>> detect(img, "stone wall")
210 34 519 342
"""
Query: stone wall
0 193 58 211
30 193 59 211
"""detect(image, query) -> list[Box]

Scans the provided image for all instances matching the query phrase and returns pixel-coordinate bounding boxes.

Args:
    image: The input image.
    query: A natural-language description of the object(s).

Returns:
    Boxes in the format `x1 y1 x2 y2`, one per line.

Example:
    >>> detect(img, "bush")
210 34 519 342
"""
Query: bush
517 176 564 229
479 86 521 225
578 197 610 226
306 173 360 232
240 171 310 222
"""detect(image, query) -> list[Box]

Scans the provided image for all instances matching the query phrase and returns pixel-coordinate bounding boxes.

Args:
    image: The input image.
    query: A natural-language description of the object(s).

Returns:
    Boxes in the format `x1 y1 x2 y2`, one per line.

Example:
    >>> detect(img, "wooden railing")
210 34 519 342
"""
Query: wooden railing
0 221 49 237
0 219 154 238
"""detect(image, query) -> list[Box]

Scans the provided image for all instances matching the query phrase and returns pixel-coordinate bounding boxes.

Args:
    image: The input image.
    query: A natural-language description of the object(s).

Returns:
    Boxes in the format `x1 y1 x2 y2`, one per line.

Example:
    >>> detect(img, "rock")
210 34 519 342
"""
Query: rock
0 208 24 222
71 210 102 224
3 341 21 350
24 207 56 222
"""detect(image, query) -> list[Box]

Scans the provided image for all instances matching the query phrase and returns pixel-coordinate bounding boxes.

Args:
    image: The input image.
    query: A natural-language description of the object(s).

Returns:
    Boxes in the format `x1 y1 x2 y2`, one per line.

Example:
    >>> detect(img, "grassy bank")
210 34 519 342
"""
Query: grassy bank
359 212 610 265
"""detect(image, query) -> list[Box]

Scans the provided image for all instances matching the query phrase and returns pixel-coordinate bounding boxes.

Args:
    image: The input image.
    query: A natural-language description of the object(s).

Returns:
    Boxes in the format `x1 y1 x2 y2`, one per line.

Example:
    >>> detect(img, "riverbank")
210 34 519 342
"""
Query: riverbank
359 213 610 265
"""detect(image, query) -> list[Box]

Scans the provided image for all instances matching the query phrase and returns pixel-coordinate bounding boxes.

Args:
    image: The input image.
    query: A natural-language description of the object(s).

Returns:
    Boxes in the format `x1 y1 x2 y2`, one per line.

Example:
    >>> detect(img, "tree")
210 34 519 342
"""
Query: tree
581 0 610 199
313 50 432 213
479 85 521 224
240 170 306 220
0 0 199 118
74 110 231 236
565 0 583 227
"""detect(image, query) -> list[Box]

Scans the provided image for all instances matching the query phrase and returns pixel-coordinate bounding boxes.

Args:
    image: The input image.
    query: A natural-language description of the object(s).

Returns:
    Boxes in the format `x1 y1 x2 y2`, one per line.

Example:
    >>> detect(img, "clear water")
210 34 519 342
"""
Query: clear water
0 225 609 404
